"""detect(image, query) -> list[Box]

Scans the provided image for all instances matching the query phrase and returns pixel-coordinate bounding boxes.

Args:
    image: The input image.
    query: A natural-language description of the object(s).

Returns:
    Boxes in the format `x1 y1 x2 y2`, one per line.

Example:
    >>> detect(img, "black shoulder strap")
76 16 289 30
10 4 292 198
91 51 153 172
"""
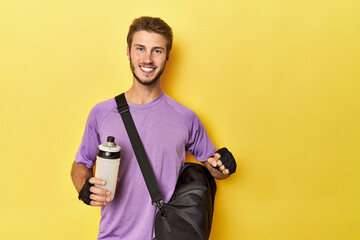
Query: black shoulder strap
115 93 163 206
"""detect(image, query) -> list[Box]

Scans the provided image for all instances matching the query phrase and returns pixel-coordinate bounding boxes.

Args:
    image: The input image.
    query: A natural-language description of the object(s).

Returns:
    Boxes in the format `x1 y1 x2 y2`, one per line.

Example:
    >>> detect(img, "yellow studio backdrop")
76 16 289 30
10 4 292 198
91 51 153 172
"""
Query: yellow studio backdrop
0 0 359 239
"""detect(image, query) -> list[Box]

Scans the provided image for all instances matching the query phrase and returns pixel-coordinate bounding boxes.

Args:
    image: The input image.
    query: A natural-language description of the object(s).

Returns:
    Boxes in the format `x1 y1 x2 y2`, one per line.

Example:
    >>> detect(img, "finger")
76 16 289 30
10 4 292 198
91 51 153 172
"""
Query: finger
90 186 111 196
216 159 223 168
222 169 230 175
90 200 107 207
219 165 225 171
90 193 111 203
89 177 106 186
214 153 221 161
207 157 217 168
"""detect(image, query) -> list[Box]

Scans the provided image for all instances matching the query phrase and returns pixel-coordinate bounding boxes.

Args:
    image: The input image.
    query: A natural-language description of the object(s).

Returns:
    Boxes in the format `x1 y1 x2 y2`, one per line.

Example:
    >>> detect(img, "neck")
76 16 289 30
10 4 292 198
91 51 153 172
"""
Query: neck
125 79 163 105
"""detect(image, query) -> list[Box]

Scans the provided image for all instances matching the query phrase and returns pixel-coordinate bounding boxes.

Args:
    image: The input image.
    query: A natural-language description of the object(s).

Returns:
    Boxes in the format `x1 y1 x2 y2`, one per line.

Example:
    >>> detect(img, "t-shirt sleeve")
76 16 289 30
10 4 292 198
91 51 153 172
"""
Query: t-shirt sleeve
185 111 217 162
75 106 101 169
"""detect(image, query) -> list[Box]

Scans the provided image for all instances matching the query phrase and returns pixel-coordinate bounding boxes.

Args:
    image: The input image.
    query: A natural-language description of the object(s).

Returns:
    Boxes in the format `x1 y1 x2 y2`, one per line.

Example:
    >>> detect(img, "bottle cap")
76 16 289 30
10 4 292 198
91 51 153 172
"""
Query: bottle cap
99 136 121 153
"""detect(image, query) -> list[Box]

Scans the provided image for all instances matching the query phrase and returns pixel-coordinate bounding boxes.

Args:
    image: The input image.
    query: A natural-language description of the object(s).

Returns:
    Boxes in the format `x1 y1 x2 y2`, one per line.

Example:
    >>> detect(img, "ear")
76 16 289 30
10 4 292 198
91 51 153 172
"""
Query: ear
126 45 130 60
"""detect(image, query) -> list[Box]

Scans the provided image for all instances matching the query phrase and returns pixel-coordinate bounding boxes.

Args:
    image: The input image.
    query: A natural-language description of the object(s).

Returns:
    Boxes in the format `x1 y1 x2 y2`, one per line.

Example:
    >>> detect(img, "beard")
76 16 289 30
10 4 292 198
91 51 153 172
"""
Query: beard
130 57 166 86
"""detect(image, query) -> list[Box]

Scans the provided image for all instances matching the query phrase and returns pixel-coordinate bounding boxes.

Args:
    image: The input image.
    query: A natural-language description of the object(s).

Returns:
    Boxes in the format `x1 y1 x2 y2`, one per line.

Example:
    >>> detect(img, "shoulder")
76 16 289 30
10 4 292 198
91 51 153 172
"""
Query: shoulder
162 94 198 120
162 94 202 132
91 98 117 112
87 98 117 122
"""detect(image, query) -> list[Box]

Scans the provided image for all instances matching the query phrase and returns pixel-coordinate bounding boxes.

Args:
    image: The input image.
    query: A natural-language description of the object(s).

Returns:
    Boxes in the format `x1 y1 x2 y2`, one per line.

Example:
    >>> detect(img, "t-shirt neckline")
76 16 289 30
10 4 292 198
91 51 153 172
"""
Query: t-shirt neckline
127 92 165 110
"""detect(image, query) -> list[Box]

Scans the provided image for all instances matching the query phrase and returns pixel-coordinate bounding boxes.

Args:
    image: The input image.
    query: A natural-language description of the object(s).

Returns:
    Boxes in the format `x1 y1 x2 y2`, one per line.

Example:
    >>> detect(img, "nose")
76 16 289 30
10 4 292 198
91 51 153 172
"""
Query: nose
143 51 154 63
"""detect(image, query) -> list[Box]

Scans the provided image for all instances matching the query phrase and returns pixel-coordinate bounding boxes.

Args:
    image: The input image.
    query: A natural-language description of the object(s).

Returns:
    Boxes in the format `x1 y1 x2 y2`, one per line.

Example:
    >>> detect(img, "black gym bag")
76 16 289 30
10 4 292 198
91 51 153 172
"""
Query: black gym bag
155 163 216 240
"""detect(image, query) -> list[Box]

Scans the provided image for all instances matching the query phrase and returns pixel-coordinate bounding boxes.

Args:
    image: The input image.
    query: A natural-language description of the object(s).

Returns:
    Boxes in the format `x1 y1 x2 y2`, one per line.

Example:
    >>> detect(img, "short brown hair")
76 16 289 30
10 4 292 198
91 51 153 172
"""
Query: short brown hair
127 16 173 57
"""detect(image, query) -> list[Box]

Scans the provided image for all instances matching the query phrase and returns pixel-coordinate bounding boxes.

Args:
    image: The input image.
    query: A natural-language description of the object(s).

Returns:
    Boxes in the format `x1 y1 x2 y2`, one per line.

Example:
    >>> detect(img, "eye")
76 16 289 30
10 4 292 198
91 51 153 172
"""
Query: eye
153 49 162 54
136 47 144 52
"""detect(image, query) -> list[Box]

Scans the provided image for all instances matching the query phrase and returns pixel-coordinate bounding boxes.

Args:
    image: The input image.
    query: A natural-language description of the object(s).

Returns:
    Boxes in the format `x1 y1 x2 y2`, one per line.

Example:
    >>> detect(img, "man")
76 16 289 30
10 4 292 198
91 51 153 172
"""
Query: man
71 16 236 239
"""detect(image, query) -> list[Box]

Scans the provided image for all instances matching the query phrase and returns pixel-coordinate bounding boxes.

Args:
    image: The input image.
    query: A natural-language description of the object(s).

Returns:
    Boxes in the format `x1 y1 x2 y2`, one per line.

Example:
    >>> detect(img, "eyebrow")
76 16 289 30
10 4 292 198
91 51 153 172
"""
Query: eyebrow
133 44 165 50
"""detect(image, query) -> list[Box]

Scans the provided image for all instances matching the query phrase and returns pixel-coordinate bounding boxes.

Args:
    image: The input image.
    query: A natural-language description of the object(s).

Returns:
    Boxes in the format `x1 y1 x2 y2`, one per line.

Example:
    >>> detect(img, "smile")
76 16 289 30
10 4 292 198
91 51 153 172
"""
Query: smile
140 66 156 74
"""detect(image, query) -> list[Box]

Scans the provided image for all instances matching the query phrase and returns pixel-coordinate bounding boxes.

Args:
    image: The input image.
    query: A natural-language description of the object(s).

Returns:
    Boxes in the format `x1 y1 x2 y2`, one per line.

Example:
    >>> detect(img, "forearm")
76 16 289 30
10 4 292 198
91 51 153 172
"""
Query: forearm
71 161 93 193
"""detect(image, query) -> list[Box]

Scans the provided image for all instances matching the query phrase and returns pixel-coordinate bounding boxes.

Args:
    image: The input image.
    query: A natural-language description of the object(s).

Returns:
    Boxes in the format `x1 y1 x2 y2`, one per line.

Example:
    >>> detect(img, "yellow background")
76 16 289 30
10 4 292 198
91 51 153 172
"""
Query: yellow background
1 0 359 239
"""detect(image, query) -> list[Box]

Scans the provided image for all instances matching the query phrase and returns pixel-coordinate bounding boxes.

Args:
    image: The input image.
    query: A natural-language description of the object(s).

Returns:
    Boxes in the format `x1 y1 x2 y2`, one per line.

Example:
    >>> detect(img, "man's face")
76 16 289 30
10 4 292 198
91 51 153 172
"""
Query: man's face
127 31 168 86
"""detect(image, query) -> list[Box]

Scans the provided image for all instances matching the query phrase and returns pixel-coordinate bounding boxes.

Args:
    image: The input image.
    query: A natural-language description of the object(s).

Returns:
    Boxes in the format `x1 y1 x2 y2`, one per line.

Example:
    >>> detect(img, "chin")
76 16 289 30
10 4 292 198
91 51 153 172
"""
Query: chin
134 73 160 86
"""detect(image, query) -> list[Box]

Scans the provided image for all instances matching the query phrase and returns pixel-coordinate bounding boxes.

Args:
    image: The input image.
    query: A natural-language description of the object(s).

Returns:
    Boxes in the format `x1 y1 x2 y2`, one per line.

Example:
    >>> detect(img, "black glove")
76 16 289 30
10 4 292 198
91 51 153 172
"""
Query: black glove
78 177 94 205
215 147 237 174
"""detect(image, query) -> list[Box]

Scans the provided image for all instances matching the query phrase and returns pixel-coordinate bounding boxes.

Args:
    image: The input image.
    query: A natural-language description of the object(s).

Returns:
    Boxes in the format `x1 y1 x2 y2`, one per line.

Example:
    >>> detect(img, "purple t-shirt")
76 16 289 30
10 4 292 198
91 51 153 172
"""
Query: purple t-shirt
75 92 216 239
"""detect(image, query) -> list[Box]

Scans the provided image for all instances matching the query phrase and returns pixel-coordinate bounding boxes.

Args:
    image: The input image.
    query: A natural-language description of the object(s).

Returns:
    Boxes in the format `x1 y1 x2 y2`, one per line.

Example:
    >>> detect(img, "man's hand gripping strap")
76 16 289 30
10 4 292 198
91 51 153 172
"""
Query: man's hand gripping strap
216 147 237 174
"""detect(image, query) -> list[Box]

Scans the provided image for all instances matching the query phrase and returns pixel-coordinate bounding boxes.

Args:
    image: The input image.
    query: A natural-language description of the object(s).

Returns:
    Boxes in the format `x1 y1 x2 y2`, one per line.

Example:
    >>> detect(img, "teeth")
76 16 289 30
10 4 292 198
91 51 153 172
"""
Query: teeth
141 67 154 72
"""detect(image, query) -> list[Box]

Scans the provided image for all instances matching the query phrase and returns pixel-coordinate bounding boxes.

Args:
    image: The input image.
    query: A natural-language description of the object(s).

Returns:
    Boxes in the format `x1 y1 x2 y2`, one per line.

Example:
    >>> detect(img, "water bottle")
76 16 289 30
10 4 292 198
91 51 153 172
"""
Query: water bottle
94 136 121 201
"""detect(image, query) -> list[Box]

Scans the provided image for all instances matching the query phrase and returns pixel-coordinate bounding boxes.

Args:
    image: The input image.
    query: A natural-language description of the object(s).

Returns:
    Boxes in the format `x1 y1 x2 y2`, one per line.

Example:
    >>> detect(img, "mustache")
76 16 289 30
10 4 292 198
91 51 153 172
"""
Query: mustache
139 63 156 67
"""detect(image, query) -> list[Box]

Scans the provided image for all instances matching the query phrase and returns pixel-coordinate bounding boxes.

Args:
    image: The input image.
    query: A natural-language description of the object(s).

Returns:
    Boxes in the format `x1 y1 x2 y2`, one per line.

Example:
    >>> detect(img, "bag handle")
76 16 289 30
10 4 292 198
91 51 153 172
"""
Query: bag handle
115 93 163 206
